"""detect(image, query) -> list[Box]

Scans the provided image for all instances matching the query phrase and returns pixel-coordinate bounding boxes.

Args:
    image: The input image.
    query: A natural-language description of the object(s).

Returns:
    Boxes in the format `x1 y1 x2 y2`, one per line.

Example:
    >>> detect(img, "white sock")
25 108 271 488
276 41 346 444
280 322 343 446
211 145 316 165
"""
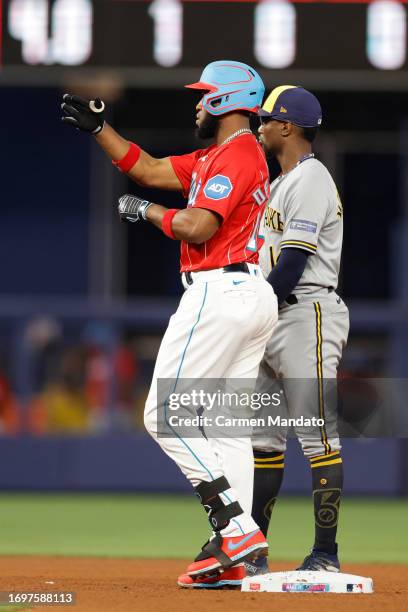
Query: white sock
219 488 259 537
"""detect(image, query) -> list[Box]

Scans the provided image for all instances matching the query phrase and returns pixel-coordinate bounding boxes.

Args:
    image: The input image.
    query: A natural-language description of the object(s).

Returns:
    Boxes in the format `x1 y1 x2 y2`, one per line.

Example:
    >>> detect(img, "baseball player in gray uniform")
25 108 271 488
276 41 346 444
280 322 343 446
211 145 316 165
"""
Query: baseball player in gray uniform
246 86 349 575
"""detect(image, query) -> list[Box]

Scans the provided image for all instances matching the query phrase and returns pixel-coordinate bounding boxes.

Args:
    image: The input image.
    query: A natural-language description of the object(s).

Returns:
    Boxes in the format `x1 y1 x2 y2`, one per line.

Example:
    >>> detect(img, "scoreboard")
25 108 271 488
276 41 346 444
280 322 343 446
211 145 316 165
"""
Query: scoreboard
2 0 408 86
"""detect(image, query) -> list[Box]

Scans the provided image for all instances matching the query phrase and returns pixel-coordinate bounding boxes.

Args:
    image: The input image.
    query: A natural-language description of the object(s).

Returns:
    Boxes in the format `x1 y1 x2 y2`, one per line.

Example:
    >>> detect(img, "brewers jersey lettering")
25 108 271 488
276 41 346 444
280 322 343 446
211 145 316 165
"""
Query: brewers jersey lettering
170 134 269 272
259 157 343 293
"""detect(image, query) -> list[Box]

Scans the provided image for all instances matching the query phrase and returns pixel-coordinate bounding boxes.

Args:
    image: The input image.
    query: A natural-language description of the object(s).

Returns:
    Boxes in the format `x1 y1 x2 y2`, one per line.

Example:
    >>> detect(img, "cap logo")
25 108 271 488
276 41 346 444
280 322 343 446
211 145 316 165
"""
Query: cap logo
280 106 287 113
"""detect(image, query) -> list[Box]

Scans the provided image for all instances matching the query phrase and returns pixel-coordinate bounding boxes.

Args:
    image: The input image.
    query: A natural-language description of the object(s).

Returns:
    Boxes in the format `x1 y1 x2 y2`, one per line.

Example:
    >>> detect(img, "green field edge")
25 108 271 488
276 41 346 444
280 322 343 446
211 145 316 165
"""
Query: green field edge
0 494 406 564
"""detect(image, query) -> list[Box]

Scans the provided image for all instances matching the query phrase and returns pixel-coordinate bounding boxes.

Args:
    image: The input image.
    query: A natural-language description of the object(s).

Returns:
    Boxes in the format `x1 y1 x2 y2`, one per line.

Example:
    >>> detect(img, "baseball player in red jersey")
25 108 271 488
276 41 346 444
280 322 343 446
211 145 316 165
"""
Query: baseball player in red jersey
61 61 278 589
168 133 269 272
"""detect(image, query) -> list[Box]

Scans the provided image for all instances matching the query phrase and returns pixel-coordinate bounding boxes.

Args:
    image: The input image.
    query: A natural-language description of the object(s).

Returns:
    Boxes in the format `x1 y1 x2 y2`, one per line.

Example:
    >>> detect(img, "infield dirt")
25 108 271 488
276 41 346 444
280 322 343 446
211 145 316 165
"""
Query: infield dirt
0 557 406 611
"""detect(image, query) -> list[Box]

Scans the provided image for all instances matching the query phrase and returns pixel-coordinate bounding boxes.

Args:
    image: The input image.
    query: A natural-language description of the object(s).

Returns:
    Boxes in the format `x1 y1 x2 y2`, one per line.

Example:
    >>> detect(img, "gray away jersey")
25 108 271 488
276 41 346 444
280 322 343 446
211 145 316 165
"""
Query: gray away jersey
259 157 343 294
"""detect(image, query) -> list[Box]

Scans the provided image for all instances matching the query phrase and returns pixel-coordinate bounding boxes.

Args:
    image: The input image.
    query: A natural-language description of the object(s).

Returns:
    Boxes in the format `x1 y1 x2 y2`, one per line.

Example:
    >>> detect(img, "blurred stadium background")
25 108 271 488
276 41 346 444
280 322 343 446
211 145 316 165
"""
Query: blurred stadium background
0 0 407 563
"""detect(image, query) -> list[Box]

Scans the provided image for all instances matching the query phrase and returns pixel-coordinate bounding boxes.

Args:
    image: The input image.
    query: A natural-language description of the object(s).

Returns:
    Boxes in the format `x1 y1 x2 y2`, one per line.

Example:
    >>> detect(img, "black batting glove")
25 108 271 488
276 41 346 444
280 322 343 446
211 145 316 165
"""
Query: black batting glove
61 94 105 134
118 194 153 223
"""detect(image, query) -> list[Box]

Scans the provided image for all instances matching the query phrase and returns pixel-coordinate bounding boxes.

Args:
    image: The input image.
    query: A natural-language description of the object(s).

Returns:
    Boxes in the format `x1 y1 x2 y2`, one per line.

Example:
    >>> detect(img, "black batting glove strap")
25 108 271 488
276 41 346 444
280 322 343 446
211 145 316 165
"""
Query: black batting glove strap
118 194 152 223
61 94 105 134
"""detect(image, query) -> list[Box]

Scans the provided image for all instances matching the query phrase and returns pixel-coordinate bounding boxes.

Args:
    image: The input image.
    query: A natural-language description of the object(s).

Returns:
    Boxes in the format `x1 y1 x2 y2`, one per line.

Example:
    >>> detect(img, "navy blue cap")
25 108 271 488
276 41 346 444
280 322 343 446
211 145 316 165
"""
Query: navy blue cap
259 85 322 128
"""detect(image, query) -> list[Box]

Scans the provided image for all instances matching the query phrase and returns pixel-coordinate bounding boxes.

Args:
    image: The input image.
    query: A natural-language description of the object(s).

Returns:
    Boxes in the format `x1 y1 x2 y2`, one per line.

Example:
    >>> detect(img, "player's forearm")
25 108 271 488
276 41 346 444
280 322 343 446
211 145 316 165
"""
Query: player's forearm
95 125 180 190
94 123 132 161
267 248 309 304
144 204 168 231
146 206 217 243
146 206 200 242
95 124 152 185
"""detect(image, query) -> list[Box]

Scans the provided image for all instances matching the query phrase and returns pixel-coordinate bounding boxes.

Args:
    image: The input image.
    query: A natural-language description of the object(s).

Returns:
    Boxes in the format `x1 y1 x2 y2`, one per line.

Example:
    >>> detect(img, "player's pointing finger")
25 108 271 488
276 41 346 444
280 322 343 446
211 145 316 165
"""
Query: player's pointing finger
61 104 81 119
63 93 90 109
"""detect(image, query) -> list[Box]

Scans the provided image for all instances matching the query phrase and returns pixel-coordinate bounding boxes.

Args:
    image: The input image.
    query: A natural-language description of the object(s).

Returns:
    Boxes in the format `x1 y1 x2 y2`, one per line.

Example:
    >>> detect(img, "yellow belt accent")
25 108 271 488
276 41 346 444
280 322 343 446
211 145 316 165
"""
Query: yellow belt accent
254 454 284 462
255 463 285 469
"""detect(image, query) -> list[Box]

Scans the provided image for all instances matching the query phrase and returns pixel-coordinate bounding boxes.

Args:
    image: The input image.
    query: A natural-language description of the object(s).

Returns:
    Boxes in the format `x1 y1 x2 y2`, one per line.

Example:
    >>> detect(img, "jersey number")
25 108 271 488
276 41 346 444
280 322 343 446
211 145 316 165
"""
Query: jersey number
246 212 264 252
269 245 281 269
246 182 269 253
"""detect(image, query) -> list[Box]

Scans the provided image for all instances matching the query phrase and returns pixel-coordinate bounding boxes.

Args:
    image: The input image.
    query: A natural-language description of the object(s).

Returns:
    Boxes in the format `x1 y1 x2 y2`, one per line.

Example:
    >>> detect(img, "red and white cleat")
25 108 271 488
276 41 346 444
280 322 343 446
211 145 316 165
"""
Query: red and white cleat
177 565 245 589
187 529 268 577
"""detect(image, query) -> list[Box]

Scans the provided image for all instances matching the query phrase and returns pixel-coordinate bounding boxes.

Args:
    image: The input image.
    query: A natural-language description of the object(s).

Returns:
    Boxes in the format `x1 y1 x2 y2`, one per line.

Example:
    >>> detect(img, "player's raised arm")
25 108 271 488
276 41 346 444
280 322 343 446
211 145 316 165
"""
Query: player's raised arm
61 94 182 192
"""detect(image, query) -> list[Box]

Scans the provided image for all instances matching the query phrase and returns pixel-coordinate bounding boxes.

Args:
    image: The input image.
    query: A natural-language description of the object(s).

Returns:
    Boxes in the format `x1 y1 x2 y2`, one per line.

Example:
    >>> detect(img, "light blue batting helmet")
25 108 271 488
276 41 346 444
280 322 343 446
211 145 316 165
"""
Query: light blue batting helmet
185 60 265 116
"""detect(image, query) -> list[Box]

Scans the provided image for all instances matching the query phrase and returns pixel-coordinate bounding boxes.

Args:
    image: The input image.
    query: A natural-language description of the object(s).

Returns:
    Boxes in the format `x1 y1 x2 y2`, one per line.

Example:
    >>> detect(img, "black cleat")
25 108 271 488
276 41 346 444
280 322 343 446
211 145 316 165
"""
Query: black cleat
297 544 340 572
243 555 269 576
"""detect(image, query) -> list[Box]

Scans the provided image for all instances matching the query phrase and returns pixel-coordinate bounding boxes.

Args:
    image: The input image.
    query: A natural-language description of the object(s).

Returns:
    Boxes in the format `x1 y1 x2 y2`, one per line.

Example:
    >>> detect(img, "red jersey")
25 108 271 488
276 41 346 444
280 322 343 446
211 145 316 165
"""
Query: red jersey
170 133 270 272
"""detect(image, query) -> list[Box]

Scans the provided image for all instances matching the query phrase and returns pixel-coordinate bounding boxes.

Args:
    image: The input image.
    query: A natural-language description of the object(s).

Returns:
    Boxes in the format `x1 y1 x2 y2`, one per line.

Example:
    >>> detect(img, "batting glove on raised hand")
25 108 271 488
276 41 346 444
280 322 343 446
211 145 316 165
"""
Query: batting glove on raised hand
118 194 153 223
61 94 105 134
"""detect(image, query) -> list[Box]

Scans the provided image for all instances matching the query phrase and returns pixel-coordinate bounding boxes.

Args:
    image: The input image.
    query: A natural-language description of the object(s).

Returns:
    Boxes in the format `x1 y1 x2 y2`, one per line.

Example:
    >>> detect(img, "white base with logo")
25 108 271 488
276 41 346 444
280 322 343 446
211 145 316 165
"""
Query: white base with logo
241 571 374 594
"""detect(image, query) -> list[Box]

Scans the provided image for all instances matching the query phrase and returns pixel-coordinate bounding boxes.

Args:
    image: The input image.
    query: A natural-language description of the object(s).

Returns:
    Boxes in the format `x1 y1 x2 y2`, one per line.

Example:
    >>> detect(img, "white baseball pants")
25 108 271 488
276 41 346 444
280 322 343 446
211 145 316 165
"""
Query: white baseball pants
144 265 278 536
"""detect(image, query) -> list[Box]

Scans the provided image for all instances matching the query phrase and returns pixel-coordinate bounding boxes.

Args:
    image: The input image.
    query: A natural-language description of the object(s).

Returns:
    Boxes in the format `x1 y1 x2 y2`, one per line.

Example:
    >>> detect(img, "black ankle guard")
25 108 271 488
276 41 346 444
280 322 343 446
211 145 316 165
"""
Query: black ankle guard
195 476 243 531
195 533 233 567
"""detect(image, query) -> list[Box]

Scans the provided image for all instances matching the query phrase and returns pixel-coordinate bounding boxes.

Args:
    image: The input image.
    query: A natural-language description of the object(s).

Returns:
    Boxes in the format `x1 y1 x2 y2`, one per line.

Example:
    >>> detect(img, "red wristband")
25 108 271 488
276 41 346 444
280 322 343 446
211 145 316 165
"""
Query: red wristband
112 142 141 173
162 209 178 239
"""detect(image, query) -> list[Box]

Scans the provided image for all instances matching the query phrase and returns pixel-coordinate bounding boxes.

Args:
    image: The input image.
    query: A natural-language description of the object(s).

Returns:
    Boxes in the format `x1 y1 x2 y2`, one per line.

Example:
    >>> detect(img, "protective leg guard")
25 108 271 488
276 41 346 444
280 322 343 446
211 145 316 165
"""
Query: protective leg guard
195 476 243 531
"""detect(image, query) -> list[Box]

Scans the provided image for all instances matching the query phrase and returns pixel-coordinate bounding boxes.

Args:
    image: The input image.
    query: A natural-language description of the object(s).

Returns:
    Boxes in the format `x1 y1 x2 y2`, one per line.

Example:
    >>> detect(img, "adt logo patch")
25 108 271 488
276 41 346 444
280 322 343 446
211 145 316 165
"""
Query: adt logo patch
204 175 233 200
